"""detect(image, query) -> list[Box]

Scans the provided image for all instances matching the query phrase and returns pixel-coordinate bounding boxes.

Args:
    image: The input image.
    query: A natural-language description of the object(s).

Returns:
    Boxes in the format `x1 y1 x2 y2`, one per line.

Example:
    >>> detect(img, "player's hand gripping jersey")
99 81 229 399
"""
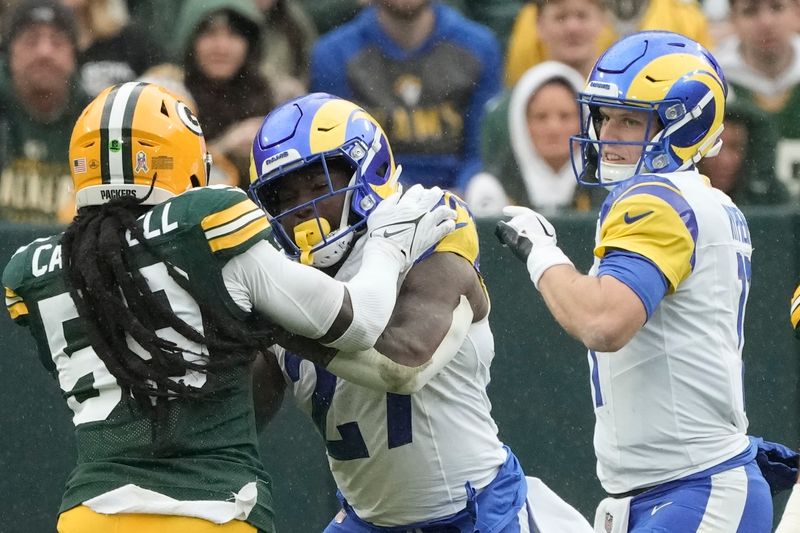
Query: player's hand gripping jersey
273 191 510 526
588 172 752 494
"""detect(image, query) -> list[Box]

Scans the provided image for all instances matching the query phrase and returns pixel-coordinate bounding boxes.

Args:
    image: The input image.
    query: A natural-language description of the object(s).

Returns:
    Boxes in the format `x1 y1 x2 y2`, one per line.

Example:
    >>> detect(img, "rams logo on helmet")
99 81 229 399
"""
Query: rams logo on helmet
571 31 727 187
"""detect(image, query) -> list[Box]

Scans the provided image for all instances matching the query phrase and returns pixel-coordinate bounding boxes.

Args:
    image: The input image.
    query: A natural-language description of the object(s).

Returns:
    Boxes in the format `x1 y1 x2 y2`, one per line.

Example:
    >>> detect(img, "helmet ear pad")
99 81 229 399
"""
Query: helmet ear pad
658 77 722 154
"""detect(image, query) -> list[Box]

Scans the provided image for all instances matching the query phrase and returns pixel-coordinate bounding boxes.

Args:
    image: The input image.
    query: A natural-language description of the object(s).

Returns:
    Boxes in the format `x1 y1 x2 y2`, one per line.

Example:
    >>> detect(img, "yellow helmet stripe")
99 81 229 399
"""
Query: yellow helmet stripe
100 82 147 185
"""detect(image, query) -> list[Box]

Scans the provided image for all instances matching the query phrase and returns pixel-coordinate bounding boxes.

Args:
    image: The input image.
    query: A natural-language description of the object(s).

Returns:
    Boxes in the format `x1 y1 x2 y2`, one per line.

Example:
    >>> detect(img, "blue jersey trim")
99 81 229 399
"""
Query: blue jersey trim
598 250 668 319
330 446 526 532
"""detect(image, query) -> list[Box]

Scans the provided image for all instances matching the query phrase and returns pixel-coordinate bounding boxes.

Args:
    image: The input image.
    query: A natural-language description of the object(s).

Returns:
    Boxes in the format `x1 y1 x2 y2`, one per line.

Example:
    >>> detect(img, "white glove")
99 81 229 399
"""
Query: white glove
496 205 574 289
366 184 457 269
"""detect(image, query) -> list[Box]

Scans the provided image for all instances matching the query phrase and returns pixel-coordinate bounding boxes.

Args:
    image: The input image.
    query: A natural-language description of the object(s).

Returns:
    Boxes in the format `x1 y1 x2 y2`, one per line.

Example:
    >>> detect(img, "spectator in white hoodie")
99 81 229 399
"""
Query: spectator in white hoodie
467 61 605 217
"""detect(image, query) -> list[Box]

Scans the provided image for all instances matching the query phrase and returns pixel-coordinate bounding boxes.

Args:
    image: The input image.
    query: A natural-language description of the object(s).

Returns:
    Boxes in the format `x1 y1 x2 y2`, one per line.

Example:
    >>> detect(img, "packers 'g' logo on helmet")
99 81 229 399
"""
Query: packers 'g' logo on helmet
177 101 203 136
70 82 210 207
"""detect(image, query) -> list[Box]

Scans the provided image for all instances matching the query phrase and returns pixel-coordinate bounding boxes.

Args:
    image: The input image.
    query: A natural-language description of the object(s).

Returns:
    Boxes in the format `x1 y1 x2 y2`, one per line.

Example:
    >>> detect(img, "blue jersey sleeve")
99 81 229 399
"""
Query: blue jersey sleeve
597 250 668 319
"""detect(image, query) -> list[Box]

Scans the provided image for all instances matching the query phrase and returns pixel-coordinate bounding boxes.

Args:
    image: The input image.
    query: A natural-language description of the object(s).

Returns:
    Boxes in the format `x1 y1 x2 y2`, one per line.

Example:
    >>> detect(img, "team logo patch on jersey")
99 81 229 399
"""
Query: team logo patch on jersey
135 151 148 174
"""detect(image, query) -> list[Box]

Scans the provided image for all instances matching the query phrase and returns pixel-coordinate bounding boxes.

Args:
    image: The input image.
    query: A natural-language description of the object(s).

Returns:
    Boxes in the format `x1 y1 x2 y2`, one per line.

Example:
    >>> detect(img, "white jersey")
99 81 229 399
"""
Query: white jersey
588 171 752 494
275 230 507 526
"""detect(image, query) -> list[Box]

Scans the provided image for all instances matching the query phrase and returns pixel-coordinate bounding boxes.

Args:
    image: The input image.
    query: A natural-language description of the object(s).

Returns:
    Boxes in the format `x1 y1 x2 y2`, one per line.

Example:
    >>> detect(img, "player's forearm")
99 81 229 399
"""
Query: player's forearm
326 295 474 394
538 267 638 352
324 238 404 352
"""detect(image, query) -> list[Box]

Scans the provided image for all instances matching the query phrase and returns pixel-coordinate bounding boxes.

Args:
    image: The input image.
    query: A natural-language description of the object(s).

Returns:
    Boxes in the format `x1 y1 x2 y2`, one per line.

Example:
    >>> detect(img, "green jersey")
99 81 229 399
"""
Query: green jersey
3 186 275 531
0 60 91 224
727 82 800 199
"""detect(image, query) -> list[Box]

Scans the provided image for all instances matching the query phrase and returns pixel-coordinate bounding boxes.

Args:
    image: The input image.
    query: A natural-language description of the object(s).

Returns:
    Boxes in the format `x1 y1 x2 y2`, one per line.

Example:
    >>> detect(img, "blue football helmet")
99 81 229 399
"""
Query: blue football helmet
249 93 398 267
571 31 728 187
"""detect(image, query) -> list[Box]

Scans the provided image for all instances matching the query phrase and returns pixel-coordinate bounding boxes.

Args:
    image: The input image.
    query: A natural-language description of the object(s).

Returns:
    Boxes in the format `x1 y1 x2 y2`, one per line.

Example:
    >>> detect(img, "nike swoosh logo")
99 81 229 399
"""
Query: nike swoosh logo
624 210 654 224
537 218 553 237
651 502 673 515
375 227 411 239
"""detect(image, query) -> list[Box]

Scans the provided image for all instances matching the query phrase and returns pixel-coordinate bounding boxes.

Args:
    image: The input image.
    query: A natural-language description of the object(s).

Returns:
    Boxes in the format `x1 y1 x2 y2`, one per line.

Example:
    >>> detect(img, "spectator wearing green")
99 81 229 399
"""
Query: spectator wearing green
698 100 789 205
173 0 275 188
0 0 90 224
715 0 800 200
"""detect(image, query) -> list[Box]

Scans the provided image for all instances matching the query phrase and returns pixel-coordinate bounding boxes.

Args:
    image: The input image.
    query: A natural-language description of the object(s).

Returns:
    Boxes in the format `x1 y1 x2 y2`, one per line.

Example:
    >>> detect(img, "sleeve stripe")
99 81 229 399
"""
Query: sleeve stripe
201 199 261 232
5 294 22 305
208 217 270 253
204 208 266 240
7 301 28 320
791 285 800 328
5 287 28 319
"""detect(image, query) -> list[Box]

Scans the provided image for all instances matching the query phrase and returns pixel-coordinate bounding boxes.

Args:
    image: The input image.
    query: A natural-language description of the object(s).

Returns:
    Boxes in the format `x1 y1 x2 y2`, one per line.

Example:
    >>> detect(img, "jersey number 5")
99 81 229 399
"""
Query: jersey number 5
38 263 207 425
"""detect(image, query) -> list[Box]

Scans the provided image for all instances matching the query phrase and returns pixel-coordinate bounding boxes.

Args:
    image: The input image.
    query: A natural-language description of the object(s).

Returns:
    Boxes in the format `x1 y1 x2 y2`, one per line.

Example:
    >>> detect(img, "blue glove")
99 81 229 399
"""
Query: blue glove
750 435 799 495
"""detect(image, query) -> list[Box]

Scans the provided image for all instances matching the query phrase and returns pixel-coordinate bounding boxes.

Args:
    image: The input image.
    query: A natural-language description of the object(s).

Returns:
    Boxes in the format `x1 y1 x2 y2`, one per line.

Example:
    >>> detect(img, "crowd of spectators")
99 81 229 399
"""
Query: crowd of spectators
0 0 796 225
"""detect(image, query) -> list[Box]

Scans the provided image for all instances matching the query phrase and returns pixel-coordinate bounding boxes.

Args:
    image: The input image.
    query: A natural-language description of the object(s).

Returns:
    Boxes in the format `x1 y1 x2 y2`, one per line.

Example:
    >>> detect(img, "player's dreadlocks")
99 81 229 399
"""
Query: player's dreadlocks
61 195 277 418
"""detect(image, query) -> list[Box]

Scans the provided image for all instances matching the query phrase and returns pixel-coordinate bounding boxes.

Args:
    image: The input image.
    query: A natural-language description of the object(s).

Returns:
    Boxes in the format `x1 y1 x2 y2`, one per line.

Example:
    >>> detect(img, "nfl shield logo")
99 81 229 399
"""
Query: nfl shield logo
605 511 614 533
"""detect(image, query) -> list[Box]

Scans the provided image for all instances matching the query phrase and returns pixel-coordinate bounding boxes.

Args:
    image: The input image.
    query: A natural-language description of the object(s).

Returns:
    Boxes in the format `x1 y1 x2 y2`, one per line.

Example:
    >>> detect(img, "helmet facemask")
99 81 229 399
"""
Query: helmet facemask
251 137 396 268
570 31 728 189
571 92 722 188
249 93 399 268
572 97 666 188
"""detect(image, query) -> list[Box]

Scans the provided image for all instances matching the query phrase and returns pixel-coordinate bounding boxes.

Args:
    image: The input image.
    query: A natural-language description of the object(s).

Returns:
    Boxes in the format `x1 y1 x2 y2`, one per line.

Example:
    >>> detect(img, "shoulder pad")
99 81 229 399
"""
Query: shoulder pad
143 186 272 258
597 176 698 290
417 192 481 270
2 234 63 290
